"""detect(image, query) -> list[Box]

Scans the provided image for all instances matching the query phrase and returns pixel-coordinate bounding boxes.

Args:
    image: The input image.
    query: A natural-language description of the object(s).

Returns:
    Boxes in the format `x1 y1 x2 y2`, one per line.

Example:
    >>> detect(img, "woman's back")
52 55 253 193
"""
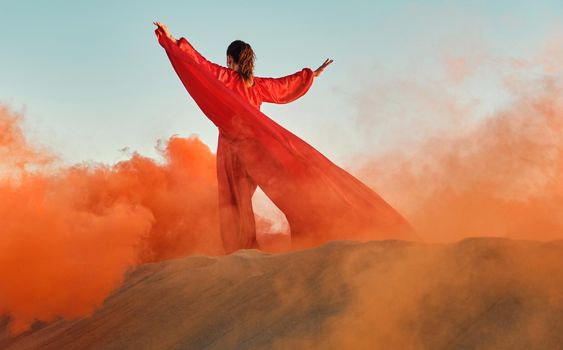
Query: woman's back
174 37 315 110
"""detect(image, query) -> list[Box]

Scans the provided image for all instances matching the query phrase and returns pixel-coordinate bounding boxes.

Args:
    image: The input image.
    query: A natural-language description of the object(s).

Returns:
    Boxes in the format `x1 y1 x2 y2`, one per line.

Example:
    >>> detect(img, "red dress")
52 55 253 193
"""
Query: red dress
157 32 415 253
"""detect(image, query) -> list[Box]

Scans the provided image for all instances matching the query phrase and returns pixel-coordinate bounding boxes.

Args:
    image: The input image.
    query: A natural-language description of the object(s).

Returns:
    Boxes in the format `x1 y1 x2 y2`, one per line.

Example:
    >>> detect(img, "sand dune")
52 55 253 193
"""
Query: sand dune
1 238 562 349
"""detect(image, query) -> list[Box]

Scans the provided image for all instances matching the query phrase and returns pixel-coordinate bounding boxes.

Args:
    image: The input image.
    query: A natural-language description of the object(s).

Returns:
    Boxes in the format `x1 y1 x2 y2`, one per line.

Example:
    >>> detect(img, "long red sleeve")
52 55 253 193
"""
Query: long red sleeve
255 68 314 104
158 33 235 84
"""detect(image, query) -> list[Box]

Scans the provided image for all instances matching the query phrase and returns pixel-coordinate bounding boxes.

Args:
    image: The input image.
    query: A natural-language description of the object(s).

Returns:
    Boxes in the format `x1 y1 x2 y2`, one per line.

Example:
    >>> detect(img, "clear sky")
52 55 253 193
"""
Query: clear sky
1 0 561 165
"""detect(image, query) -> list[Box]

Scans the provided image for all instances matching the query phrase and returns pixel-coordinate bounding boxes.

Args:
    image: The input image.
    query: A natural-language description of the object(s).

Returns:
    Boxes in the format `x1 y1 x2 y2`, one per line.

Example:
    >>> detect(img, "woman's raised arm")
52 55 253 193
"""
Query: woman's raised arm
154 22 234 83
256 68 315 104
256 58 333 104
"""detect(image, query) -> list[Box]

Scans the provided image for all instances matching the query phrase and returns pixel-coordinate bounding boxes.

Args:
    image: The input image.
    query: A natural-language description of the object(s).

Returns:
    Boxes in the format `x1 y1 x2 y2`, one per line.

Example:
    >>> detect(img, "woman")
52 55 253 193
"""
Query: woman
154 22 415 253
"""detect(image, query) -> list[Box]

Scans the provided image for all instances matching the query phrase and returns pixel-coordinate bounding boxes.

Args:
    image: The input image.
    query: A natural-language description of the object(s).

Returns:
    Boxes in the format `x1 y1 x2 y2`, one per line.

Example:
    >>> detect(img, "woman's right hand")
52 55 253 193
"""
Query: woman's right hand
314 58 334 77
153 22 176 42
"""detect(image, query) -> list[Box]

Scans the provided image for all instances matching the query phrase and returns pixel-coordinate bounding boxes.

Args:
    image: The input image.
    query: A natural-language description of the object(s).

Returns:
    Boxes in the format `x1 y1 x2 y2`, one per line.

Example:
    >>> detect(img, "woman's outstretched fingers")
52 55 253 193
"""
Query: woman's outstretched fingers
153 22 168 32
314 58 334 77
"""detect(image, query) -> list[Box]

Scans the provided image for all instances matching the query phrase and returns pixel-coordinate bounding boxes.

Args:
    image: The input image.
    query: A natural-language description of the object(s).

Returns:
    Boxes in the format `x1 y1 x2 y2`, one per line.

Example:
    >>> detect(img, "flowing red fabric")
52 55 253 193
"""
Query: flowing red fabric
156 32 415 252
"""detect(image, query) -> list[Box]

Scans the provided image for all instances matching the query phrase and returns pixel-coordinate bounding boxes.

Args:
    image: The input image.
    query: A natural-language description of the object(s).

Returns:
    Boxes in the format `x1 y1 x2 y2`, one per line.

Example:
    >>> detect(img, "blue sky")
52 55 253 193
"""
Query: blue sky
1 0 561 165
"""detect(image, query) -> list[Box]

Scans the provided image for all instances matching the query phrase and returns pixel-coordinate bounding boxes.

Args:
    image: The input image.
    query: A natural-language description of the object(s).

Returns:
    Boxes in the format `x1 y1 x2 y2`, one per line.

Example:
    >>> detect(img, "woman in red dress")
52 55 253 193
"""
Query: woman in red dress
154 22 415 253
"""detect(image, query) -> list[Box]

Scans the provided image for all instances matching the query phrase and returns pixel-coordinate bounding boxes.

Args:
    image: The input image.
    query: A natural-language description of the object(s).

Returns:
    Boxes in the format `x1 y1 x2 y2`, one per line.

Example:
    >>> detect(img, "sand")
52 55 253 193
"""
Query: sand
1 238 562 349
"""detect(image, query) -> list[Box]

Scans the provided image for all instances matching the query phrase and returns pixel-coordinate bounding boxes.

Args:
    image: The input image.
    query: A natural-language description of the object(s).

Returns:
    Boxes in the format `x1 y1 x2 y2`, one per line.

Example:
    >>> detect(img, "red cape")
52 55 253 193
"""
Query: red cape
156 31 416 251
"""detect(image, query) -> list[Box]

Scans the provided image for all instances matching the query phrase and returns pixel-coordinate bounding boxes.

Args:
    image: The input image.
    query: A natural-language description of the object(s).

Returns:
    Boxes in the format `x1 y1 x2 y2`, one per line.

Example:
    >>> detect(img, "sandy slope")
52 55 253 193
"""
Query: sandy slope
1 238 563 349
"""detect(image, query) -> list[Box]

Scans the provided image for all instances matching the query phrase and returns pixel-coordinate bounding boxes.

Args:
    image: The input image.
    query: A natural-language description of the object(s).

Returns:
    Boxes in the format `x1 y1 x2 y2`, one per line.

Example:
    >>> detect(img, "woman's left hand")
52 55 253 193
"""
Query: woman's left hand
314 58 334 77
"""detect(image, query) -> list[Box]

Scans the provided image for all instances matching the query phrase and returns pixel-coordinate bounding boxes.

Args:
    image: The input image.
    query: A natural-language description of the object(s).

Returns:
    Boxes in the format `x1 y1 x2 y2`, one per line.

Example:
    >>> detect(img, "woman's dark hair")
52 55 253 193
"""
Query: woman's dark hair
227 40 256 85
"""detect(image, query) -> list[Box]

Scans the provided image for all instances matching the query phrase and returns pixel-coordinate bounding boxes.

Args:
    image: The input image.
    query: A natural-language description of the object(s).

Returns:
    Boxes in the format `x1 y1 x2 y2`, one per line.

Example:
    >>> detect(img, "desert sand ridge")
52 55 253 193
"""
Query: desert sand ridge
1 238 563 349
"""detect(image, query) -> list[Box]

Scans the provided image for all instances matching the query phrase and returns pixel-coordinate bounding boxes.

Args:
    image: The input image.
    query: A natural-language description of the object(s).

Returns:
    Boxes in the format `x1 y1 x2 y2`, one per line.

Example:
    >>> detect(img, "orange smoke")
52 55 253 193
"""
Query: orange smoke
0 106 223 334
359 73 563 242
